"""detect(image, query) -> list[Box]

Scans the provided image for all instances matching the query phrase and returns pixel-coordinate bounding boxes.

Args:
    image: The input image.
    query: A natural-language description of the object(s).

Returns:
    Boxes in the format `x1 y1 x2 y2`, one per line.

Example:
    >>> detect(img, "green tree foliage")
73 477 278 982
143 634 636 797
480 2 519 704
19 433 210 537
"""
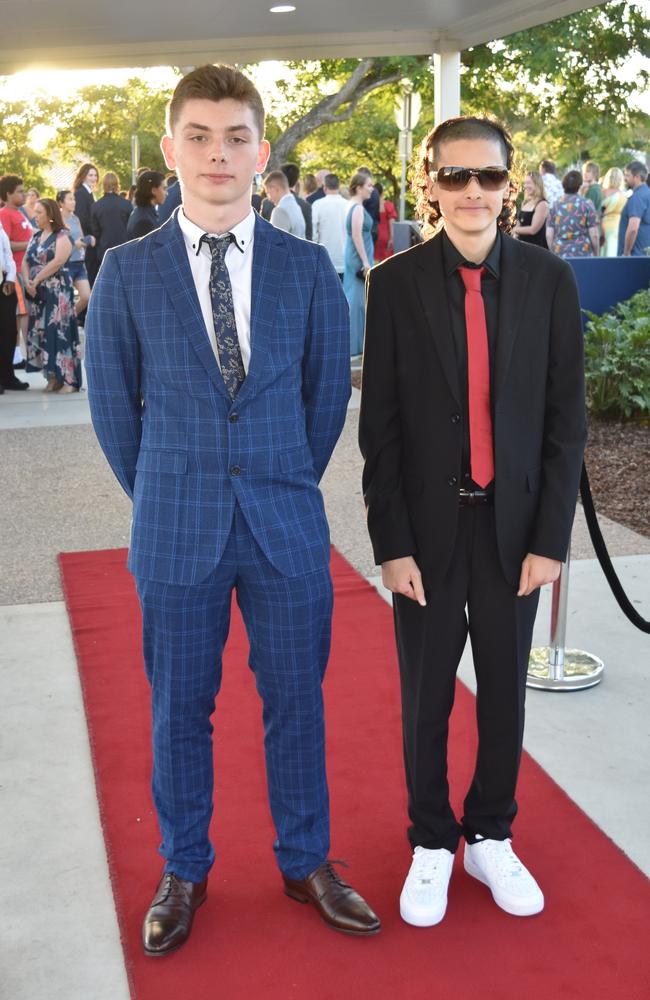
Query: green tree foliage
297 78 434 206
462 0 650 168
46 78 174 182
0 100 51 187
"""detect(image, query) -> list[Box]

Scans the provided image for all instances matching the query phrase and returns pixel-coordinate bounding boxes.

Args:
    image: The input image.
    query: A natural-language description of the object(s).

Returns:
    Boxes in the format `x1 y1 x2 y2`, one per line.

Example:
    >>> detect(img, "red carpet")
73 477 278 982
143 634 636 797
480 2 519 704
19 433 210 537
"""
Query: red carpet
59 547 649 1000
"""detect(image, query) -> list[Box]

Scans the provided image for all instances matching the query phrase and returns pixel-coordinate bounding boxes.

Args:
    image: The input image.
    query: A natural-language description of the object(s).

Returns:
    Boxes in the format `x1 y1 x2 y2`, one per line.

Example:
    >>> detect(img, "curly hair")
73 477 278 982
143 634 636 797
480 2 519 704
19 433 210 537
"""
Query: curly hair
412 116 517 238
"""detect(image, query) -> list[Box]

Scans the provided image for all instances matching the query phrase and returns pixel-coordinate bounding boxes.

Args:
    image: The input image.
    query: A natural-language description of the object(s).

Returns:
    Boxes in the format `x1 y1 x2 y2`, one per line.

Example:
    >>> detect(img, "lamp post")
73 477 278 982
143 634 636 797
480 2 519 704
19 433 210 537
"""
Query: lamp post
394 79 421 222
131 134 140 186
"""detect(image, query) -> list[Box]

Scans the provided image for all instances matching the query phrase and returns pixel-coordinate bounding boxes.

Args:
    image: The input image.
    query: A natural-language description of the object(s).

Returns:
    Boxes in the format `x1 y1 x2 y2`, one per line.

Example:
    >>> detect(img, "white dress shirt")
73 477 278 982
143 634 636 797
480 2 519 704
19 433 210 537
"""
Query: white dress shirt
177 207 255 374
311 193 350 273
0 222 17 283
542 172 564 208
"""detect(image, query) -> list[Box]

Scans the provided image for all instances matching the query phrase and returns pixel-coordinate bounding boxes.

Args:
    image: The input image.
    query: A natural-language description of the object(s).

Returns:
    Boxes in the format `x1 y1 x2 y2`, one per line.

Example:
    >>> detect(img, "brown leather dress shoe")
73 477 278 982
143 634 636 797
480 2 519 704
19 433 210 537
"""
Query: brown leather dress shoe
142 872 208 957
283 861 381 936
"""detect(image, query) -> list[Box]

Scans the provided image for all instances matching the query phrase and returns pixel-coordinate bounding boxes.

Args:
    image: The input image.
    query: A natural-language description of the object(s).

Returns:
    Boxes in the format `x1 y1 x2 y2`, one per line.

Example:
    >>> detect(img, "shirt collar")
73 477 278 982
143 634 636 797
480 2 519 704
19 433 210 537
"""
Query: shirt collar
178 207 255 258
442 227 501 279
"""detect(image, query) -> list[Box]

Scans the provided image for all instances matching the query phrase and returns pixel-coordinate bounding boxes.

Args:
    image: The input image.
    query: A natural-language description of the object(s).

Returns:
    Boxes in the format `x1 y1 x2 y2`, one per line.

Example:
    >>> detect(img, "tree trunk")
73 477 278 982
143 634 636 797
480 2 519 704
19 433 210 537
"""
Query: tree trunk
266 59 403 169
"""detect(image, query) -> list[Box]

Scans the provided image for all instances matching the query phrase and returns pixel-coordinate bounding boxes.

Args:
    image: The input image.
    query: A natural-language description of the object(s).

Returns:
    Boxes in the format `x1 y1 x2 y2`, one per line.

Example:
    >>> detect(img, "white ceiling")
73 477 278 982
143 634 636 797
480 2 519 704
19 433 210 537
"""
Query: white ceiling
1 0 602 73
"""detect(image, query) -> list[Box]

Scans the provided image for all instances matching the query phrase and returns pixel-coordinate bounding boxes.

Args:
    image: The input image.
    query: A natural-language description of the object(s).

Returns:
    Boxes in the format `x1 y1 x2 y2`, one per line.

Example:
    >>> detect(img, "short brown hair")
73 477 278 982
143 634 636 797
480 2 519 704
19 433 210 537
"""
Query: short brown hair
37 198 67 234
412 115 516 236
166 64 265 138
562 170 582 194
264 170 289 190
102 171 120 194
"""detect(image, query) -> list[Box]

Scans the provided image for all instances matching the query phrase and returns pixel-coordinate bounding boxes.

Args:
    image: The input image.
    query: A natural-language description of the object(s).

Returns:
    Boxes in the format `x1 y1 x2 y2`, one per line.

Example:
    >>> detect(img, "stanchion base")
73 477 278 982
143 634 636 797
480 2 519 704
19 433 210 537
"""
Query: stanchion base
527 648 605 691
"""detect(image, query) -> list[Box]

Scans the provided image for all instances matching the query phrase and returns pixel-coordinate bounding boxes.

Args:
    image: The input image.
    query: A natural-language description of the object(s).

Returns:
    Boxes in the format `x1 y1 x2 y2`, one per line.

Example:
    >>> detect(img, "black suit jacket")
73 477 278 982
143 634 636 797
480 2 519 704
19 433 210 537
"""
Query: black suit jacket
73 184 94 236
359 231 587 588
91 193 132 261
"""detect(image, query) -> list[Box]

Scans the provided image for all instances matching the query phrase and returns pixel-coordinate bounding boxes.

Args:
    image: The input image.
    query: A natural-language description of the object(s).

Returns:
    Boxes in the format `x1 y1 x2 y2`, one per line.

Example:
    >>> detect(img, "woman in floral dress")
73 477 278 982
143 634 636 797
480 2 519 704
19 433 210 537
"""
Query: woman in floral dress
22 198 81 393
545 170 600 259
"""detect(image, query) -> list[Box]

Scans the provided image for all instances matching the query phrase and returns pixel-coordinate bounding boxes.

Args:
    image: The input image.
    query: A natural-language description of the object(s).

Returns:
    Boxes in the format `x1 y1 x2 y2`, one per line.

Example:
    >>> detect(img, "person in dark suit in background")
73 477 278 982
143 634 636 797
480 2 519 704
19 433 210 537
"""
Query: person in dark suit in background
91 171 132 264
158 173 183 224
127 170 167 238
359 116 586 929
72 162 99 285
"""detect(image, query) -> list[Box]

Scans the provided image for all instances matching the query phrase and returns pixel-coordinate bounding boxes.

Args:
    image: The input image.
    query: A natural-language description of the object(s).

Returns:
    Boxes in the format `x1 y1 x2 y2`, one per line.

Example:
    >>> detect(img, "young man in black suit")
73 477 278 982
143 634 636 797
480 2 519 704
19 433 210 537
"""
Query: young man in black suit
359 117 586 927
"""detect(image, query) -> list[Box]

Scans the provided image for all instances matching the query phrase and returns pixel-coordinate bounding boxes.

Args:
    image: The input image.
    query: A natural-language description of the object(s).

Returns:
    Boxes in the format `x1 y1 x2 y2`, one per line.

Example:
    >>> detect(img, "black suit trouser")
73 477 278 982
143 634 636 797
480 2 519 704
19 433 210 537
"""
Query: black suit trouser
393 504 539 854
0 288 18 386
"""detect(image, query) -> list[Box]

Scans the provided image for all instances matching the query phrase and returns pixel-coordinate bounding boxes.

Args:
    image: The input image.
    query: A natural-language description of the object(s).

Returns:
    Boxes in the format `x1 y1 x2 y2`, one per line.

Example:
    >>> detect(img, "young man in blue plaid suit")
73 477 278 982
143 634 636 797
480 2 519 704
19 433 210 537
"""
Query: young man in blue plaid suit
85 64 380 956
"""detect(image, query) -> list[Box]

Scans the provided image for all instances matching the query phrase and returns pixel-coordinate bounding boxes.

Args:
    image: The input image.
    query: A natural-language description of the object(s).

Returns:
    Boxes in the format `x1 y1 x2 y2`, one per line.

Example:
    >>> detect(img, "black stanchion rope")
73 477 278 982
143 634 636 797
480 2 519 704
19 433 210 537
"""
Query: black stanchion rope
580 462 650 633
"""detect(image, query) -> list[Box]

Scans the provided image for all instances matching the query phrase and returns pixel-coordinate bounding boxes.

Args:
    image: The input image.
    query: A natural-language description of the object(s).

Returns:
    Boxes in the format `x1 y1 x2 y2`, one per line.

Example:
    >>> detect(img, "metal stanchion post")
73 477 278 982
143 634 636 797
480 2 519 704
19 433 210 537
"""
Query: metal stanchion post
527 549 605 691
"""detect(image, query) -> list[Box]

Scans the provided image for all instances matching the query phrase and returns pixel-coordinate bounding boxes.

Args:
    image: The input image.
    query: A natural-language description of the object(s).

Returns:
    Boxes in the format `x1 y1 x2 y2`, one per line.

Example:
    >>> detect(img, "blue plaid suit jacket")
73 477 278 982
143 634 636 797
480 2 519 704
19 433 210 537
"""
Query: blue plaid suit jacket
85 211 351 584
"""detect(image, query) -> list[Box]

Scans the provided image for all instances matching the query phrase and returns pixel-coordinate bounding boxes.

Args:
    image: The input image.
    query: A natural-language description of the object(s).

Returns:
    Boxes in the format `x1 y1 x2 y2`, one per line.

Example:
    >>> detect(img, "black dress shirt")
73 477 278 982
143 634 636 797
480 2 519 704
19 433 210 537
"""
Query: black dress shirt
441 228 501 489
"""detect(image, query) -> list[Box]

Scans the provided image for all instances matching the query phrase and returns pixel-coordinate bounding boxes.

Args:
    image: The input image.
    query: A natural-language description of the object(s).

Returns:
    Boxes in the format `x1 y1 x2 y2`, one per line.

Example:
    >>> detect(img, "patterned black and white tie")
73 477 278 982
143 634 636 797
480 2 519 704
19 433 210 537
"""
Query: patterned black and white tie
200 233 245 399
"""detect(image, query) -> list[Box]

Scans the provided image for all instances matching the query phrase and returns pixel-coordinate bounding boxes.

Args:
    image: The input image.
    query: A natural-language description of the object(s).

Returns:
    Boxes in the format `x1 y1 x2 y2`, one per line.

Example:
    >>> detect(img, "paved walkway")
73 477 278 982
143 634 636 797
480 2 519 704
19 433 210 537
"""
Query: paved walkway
1 371 648 1000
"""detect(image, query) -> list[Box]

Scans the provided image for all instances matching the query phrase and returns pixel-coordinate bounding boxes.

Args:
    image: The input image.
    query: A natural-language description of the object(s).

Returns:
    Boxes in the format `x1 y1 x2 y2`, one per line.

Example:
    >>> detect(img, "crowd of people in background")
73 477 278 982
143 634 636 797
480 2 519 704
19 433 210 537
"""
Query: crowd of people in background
527 157 650 259
0 148 649 385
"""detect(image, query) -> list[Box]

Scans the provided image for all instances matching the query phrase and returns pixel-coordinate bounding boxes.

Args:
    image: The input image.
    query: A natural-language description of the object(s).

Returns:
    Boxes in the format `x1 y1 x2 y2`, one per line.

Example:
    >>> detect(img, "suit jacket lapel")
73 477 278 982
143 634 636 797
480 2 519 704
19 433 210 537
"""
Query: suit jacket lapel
151 214 230 400
495 235 528 401
235 214 287 405
414 233 461 406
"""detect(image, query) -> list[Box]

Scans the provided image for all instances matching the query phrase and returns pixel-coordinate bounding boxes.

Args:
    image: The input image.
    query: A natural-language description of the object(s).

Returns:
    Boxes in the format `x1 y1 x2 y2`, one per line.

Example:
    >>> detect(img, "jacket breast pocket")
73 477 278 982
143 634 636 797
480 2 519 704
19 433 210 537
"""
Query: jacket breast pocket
135 450 188 475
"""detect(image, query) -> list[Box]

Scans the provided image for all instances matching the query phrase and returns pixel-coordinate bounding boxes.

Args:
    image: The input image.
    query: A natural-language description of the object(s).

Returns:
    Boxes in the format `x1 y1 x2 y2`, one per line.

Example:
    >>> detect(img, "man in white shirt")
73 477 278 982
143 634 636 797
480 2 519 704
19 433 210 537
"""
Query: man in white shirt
0 220 19 393
539 159 564 208
265 170 306 238
311 173 350 278
85 62 379 960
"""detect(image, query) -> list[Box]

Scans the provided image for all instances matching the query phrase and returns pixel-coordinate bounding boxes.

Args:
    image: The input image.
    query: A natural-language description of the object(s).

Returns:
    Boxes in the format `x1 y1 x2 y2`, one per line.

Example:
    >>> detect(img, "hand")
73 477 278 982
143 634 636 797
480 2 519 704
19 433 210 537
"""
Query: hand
2 281 14 296
381 556 427 606
25 279 36 297
75 238 84 249
90 236 96 247
517 553 562 597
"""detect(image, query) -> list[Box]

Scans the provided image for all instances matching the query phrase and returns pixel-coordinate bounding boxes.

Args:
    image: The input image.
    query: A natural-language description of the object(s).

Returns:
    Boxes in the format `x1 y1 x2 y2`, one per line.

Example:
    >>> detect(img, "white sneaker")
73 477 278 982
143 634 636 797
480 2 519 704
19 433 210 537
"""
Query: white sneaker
464 838 544 916
399 846 454 926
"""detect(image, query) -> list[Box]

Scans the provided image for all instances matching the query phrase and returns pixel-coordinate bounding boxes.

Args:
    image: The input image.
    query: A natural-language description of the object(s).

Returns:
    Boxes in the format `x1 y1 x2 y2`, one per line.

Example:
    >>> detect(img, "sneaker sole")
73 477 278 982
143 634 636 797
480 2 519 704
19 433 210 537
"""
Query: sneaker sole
463 854 544 917
399 893 448 927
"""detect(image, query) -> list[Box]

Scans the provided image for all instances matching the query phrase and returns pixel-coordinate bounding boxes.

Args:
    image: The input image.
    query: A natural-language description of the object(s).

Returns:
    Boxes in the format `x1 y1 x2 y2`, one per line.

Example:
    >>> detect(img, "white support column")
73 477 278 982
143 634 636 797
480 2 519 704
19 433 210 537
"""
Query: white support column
433 49 461 125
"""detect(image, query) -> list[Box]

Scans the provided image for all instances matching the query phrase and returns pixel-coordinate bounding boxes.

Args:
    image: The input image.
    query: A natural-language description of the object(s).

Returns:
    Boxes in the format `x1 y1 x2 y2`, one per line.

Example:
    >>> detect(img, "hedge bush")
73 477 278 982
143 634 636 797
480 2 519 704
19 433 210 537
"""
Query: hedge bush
584 287 650 420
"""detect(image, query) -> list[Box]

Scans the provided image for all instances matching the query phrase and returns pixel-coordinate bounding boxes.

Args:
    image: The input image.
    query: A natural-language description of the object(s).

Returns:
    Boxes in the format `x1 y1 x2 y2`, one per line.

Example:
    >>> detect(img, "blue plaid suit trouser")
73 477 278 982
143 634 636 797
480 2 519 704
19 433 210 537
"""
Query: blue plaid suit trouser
136 504 333 883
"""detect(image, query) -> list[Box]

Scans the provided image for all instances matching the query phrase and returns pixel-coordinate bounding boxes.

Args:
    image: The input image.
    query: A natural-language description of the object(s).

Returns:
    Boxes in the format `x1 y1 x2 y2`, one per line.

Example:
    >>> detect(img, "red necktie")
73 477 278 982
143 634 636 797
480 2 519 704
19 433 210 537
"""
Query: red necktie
458 266 494 488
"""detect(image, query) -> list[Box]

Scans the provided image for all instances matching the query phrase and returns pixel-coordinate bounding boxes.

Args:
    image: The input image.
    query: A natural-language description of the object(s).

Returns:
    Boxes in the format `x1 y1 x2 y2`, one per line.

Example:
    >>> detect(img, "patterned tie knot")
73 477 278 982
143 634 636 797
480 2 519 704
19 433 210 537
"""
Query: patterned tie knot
458 265 486 293
201 232 235 263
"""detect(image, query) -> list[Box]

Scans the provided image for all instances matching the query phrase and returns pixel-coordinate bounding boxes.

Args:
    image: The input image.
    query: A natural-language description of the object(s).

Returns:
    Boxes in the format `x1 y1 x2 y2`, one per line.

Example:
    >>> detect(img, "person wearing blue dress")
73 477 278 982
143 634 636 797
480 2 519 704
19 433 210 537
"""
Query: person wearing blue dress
343 172 375 356
22 198 81 393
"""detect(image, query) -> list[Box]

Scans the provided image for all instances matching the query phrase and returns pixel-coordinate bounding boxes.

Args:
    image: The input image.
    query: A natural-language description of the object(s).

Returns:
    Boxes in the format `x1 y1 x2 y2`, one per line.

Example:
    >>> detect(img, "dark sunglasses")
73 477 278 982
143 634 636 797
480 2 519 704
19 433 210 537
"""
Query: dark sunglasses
428 166 510 191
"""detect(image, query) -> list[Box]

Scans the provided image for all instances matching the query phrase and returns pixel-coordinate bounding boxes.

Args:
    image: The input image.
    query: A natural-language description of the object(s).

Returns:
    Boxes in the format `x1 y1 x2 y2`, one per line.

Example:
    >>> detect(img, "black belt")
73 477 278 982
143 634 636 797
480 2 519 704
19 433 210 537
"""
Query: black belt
459 489 493 507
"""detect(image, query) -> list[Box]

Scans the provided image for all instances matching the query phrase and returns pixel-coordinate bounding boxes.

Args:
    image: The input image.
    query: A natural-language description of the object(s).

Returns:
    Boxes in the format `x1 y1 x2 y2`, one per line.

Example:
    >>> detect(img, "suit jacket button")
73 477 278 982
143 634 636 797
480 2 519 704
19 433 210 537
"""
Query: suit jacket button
448 475 458 486
451 413 460 424
230 465 241 476
229 413 239 422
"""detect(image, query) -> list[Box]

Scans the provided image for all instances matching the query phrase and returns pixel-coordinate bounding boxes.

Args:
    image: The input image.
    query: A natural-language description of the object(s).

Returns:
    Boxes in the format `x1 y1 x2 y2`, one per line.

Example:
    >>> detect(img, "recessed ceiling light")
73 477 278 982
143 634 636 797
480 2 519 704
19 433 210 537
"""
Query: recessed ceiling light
270 5 296 11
